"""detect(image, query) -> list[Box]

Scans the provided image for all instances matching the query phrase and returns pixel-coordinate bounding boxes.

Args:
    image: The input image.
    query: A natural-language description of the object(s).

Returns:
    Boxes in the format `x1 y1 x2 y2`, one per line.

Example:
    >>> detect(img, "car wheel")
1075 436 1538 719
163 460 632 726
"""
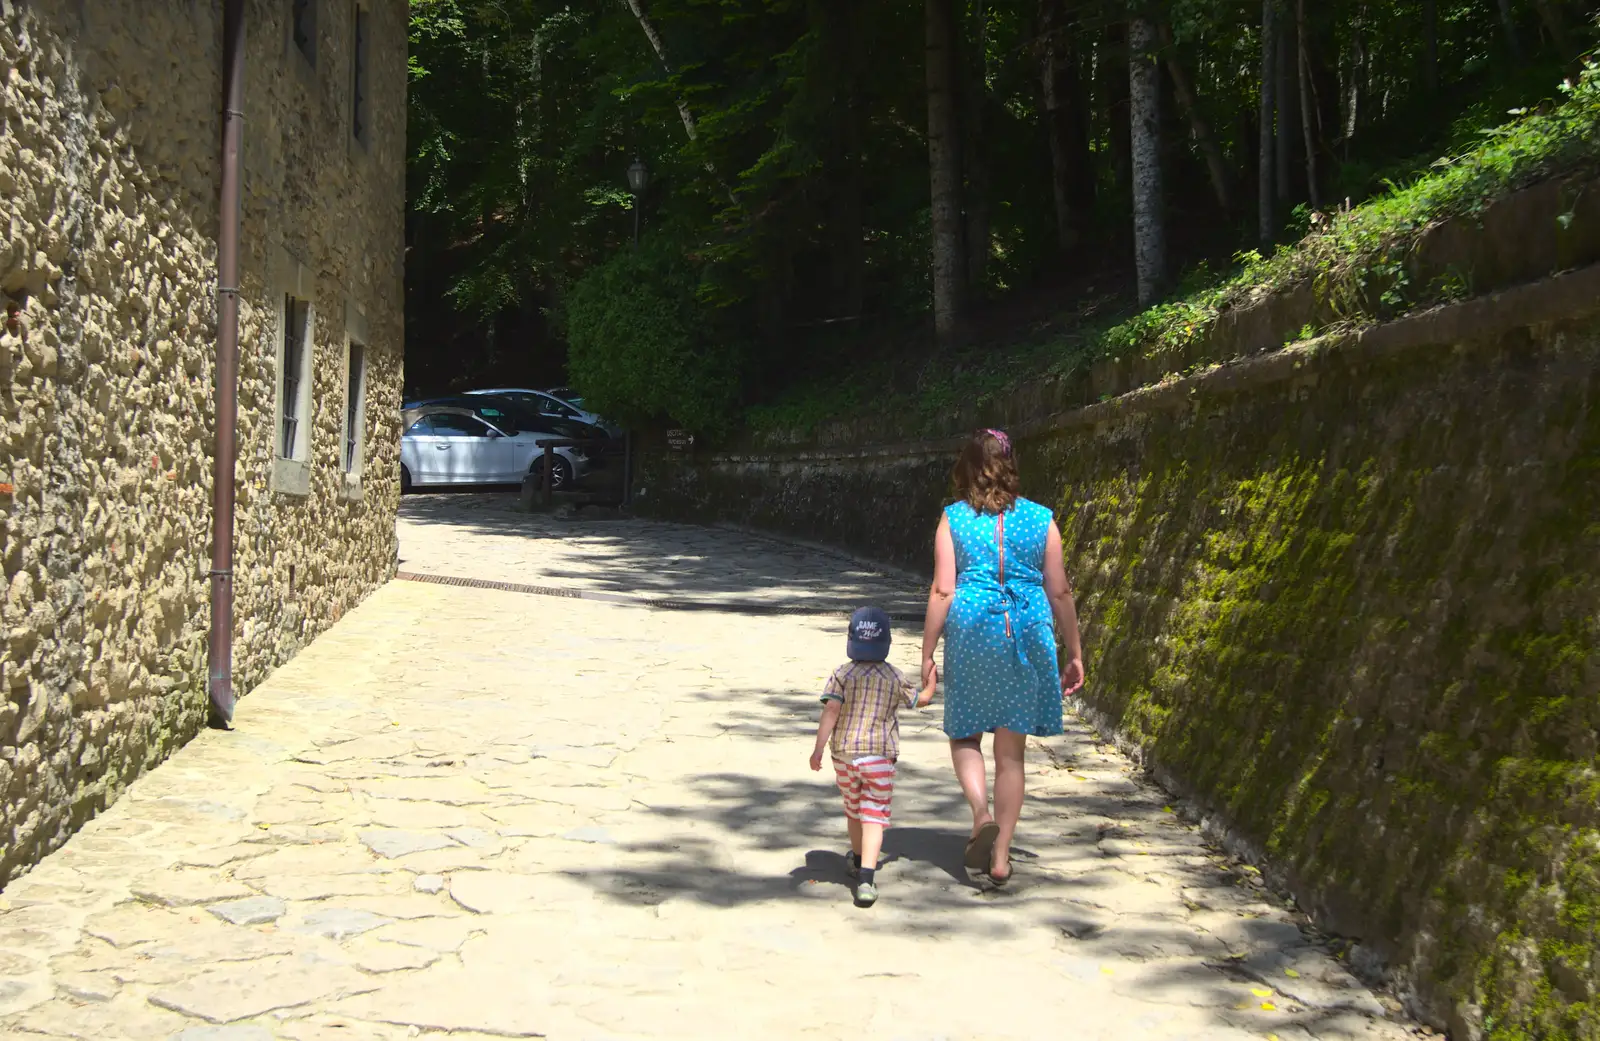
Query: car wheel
535 455 573 492
400 465 413 494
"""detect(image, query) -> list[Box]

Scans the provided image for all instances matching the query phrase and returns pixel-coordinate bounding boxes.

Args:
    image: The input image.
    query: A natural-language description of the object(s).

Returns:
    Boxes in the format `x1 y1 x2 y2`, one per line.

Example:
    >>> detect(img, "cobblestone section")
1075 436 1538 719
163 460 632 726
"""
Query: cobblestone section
0 512 1419 1040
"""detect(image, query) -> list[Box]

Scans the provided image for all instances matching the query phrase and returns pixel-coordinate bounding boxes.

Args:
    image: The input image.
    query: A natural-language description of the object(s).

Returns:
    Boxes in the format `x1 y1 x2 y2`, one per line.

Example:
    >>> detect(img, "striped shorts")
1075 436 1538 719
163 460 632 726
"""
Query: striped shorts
832 756 896 826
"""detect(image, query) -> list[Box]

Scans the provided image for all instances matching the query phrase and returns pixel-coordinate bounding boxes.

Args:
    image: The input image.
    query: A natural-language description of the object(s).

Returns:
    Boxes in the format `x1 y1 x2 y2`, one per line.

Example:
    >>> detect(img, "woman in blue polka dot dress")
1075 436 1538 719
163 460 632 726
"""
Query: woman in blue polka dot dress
920 429 1085 884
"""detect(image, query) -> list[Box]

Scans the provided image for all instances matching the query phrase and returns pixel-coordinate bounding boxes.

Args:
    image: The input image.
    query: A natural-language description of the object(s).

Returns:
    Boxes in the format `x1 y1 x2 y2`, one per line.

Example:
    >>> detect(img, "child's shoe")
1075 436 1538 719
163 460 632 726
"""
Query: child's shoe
845 851 861 879
854 881 878 907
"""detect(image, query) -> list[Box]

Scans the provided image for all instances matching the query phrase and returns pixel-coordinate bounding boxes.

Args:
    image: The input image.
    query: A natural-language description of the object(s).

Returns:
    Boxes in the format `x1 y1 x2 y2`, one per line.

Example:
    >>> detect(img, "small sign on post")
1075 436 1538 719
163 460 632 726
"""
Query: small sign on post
666 429 695 452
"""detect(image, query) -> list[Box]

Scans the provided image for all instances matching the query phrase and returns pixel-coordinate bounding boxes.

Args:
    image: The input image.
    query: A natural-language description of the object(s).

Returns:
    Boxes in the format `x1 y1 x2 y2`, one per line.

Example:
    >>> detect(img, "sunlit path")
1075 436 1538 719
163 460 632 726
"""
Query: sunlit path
0 501 1412 1040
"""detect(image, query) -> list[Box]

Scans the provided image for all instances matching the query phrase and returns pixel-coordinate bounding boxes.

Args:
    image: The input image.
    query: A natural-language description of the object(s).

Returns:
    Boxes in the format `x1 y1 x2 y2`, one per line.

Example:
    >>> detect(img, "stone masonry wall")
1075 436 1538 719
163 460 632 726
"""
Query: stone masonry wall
0 0 406 887
638 267 1600 1038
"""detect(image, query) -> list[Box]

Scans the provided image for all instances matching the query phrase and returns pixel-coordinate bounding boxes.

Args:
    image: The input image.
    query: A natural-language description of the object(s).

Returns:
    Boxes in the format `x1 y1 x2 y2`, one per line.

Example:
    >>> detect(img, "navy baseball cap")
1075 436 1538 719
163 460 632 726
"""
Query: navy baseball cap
847 607 892 662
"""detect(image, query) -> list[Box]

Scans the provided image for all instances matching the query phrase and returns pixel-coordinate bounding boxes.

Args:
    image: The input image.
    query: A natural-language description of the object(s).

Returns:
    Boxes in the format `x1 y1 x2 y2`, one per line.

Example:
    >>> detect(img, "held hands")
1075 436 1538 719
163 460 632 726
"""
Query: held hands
918 657 939 709
1060 657 1085 697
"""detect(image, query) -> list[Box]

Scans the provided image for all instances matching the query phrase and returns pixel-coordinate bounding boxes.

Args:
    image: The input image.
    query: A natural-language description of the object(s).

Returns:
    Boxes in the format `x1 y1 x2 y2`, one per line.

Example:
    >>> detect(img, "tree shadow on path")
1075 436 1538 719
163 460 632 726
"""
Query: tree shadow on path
397 492 925 612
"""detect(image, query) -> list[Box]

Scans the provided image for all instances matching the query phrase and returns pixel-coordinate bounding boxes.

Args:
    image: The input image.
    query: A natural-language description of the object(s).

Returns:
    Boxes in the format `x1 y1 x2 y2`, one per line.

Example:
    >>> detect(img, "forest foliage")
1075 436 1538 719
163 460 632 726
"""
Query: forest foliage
407 0 1599 432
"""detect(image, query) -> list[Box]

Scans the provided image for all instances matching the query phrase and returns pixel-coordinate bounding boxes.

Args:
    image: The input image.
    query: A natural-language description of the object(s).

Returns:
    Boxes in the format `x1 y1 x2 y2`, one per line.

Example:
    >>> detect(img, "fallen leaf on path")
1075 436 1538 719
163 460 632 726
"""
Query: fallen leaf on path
1251 988 1272 997
1260 1002 1277 1011
1284 968 1300 978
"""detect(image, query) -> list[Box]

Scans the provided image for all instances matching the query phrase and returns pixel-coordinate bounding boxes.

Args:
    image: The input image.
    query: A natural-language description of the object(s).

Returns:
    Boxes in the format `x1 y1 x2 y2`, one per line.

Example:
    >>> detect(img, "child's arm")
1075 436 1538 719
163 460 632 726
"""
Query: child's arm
810 700 843 771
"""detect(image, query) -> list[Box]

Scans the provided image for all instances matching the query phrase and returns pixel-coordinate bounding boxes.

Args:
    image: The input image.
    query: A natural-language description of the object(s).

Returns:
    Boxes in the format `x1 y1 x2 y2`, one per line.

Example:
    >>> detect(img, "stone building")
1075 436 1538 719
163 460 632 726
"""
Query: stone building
0 0 407 886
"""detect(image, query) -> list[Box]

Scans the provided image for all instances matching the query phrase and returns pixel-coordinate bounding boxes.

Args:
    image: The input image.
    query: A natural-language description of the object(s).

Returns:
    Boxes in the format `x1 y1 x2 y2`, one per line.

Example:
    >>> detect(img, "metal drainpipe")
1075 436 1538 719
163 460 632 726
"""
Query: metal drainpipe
208 0 245 726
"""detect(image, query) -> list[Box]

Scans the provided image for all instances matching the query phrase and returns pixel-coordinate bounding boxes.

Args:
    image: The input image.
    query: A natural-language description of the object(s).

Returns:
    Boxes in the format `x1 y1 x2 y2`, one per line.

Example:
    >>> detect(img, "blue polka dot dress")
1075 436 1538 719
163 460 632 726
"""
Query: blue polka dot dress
941 498 1062 740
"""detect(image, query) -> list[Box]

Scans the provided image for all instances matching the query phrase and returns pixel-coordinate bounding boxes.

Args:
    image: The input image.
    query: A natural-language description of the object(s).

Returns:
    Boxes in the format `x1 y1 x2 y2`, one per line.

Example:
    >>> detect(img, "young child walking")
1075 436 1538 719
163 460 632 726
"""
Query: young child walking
809 606 935 907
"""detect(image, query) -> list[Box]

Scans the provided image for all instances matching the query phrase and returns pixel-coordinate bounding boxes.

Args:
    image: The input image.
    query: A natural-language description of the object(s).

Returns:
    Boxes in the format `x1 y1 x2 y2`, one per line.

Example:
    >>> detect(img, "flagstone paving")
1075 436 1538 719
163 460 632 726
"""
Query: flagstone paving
0 495 1421 1040
394 492 925 615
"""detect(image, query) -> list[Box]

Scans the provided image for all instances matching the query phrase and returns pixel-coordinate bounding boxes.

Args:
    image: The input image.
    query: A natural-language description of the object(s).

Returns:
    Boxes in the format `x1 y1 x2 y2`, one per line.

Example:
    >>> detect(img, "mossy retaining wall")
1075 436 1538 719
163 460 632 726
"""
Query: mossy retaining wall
637 266 1600 1039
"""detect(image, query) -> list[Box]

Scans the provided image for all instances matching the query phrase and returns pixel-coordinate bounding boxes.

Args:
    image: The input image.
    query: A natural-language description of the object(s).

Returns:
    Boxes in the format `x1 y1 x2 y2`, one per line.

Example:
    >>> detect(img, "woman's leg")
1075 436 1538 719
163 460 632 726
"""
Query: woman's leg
990 728 1028 879
949 735 992 835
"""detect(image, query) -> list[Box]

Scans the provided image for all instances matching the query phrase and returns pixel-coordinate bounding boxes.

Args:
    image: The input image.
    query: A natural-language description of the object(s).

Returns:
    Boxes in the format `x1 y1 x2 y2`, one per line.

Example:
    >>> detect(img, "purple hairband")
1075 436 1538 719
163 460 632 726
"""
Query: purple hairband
985 428 1012 456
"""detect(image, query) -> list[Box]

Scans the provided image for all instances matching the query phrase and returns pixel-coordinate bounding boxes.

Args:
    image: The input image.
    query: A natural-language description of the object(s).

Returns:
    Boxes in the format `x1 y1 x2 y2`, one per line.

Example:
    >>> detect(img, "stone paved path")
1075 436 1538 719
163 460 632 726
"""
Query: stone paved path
0 495 1417 1040
395 492 926 616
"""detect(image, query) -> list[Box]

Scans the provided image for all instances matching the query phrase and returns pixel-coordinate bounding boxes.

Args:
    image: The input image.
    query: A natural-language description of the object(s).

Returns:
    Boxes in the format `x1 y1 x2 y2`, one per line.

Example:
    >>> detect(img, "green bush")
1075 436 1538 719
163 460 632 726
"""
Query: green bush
563 241 741 434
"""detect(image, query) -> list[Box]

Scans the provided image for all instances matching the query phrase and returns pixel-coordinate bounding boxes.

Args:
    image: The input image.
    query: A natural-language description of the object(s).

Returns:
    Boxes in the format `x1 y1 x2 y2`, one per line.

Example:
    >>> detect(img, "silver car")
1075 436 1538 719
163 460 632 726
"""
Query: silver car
399 406 590 493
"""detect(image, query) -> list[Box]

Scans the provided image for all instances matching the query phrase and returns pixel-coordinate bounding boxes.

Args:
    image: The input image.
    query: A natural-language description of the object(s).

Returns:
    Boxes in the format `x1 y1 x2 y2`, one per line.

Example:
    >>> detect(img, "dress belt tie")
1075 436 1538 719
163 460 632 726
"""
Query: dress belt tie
995 513 1010 638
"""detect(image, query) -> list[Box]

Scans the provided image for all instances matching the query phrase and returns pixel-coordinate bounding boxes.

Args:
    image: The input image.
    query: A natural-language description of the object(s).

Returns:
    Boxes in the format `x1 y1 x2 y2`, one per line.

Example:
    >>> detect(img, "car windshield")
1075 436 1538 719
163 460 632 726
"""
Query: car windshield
421 395 520 435
469 408 518 435
424 412 495 438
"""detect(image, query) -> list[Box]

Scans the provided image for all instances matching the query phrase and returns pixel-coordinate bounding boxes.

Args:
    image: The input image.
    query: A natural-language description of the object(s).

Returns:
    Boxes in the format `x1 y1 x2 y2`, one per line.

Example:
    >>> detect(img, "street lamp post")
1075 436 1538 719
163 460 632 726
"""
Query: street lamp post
627 157 650 245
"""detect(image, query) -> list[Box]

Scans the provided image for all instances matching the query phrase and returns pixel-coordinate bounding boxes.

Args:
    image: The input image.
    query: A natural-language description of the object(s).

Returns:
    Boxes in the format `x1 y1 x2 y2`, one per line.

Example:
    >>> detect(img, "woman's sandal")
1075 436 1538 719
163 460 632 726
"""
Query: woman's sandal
964 821 1000 872
986 861 1013 887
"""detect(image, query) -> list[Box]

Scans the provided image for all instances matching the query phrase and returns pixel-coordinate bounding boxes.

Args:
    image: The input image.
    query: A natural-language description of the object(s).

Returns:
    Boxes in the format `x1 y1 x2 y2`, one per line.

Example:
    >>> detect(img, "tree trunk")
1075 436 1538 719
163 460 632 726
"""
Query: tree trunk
1039 0 1093 249
1064 31 1094 216
1344 16 1362 151
623 0 738 207
1531 0 1574 58
1128 11 1165 306
1422 0 1438 92
1497 0 1524 62
1258 0 1276 248
624 0 701 148
1159 20 1230 213
1275 10 1295 205
1297 0 1320 210
822 0 864 318
962 0 991 295
926 0 966 341
1104 19 1132 194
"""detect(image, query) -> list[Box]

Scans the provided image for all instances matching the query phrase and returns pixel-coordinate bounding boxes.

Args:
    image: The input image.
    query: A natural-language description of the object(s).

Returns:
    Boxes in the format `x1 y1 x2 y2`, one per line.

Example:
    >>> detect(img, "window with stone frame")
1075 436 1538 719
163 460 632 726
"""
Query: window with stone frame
279 296 313 461
351 4 370 144
343 341 366 473
291 0 317 66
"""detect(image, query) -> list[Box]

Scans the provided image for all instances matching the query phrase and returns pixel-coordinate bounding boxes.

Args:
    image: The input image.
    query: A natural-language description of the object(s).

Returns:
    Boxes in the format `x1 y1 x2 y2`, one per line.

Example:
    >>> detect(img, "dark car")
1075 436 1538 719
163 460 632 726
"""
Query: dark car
409 394 610 443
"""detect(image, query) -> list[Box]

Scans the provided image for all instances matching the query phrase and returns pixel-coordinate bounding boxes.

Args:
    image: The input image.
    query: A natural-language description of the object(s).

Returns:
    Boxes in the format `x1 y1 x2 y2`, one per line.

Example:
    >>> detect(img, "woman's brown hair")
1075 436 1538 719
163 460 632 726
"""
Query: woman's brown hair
952 429 1018 514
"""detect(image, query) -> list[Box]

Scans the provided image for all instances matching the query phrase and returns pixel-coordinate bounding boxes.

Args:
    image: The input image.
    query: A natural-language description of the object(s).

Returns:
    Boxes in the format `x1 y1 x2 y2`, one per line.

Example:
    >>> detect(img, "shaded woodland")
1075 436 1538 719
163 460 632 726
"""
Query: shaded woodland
407 0 1596 429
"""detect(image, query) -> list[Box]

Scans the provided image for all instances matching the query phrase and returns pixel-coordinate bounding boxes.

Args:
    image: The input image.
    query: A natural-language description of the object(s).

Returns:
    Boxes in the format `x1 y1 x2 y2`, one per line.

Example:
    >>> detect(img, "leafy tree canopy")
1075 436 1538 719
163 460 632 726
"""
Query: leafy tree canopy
407 0 1597 427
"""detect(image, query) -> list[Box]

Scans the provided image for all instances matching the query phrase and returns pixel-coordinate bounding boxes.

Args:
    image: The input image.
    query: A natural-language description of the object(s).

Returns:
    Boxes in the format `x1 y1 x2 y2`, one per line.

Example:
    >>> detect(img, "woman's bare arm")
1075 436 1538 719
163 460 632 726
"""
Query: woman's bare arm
921 515 956 687
1043 521 1085 693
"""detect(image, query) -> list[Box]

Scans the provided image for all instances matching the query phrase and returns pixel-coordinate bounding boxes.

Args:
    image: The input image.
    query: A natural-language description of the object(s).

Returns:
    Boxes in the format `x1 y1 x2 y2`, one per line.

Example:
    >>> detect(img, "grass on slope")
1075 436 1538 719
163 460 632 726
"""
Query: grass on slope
749 56 1600 440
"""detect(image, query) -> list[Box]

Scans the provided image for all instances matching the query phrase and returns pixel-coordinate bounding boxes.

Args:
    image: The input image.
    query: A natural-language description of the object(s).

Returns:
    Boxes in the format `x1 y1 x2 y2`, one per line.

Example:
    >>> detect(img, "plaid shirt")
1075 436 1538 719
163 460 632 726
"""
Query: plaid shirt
821 661 918 761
